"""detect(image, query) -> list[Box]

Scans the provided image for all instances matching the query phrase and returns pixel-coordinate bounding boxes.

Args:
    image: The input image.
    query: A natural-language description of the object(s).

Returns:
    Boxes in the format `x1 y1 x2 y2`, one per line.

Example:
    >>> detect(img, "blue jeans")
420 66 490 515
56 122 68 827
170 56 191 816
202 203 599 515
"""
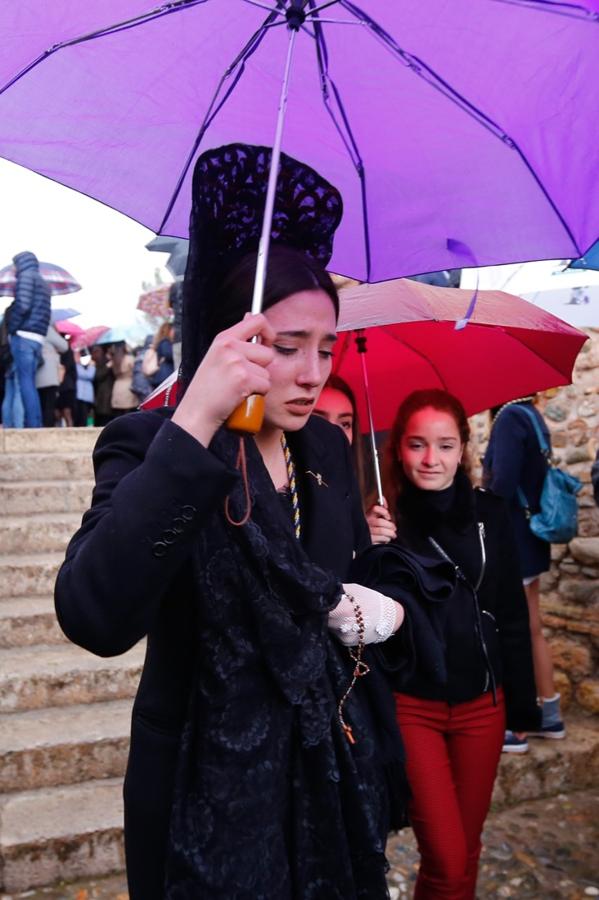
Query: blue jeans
1 361 25 428
10 334 42 427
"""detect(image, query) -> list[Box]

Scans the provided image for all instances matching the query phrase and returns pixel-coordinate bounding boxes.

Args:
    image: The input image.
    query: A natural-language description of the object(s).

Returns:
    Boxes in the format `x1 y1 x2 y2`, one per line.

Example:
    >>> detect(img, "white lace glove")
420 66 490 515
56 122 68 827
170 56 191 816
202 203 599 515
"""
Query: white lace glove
328 583 404 646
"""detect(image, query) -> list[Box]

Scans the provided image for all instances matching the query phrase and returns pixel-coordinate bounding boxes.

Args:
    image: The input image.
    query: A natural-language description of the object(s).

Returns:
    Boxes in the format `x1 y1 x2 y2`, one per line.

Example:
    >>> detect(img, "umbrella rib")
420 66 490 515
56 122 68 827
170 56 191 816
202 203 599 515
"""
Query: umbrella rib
157 3 284 234
0 0 213 95
307 2 372 281
380 326 449 391
337 0 584 256
492 0 599 21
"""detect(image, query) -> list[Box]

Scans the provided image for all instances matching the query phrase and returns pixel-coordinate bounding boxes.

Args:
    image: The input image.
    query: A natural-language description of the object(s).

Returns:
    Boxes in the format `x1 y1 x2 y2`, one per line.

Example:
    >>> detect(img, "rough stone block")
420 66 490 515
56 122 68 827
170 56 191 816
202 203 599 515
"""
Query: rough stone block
548 636 592 680
575 679 599 715
569 537 599 566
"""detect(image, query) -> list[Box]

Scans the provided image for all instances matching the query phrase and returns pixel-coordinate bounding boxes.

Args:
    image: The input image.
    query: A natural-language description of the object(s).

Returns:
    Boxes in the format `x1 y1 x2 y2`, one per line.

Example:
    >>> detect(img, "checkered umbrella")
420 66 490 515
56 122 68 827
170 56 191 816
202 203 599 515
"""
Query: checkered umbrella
0 261 81 296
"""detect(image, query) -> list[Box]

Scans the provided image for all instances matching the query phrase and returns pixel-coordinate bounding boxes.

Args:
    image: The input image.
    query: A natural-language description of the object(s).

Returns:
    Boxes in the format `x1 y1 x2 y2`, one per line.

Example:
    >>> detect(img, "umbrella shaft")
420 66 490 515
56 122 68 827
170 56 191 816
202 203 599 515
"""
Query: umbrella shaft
359 349 384 505
251 26 298 316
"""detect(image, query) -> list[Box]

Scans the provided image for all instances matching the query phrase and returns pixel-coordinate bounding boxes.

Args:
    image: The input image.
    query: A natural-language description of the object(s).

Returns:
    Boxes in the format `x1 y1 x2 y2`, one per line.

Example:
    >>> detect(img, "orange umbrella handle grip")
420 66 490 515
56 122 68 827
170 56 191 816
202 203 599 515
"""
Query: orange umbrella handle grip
225 394 265 434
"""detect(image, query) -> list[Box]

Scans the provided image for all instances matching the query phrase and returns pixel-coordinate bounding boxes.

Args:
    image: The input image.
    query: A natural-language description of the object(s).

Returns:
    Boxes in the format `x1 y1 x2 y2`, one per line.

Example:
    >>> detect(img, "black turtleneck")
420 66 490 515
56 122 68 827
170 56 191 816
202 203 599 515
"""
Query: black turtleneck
396 469 483 588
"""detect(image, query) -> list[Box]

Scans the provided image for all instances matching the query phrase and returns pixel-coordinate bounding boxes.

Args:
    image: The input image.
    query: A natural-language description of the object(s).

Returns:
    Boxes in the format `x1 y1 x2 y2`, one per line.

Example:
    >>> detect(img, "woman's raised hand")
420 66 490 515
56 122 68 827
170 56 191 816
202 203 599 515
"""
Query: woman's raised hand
172 313 276 446
366 497 397 544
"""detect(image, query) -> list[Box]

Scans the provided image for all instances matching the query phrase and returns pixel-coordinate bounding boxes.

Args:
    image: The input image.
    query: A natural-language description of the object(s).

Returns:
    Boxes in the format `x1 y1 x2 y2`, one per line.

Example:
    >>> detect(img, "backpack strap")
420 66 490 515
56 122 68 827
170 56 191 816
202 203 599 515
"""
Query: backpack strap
516 404 551 458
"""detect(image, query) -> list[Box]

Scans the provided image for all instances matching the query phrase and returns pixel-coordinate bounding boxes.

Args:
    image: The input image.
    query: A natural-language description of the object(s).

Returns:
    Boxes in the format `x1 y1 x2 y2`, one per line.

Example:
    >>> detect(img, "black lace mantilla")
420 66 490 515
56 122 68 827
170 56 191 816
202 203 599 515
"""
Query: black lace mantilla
181 142 343 380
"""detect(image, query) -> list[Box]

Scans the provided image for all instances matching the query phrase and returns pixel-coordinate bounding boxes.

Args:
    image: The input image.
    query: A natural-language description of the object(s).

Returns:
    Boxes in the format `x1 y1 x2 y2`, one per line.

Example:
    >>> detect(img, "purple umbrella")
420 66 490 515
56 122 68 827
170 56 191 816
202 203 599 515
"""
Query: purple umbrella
0 1 598 284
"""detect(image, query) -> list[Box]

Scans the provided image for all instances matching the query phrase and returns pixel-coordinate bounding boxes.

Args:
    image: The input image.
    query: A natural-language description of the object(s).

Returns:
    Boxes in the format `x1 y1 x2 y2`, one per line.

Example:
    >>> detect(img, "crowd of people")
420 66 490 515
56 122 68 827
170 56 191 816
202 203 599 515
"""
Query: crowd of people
50 144 594 900
0 252 175 429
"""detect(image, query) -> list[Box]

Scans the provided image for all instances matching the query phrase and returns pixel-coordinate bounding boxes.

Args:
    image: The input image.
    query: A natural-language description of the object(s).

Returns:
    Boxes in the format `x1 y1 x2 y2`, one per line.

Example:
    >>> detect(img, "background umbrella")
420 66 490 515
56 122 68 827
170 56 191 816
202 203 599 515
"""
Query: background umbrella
0 3 598 284
569 239 599 272
334 279 587 501
137 284 172 319
146 237 189 280
0 260 81 296
70 324 110 350
54 318 84 336
51 306 79 323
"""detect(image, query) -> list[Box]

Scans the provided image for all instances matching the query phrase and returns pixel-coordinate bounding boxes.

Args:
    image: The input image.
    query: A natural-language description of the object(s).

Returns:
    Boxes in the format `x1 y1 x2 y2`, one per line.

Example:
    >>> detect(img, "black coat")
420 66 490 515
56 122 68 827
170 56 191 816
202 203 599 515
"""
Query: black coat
351 476 540 733
7 251 51 337
55 411 375 898
483 402 551 578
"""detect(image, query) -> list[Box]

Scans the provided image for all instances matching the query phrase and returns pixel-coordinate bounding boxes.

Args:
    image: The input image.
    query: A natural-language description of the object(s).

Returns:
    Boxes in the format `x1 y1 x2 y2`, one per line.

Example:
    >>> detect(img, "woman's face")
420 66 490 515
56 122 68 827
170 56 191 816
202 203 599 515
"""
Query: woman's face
313 387 354 444
262 289 337 432
398 406 463 491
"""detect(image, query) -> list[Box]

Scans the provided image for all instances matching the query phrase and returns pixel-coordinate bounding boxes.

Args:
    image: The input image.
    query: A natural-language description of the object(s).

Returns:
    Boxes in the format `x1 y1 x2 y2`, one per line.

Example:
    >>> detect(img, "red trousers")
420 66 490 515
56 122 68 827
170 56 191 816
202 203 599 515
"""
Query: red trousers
395 689 505 900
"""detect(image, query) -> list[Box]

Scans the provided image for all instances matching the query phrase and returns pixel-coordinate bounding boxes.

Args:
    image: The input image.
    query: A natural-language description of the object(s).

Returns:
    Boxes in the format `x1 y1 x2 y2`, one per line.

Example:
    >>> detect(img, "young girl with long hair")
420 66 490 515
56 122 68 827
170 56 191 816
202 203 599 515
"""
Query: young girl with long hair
356 388 540 900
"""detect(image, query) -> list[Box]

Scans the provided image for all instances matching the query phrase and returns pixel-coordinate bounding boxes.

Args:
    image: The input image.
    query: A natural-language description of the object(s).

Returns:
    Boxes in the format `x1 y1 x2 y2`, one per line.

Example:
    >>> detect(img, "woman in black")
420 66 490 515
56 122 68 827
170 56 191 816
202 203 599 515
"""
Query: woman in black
54 144 404 899
358 389 540 900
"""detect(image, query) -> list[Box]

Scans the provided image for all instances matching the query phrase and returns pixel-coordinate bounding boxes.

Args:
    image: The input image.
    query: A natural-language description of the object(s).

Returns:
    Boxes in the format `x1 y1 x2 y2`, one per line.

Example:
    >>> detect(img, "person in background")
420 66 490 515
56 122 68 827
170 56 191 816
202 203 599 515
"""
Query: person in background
74 350 96 426
150 322 175 388
91 344 115 427
108 341 137 417
55 343 77 427
1 330 25 428
313 373 367 499
131 335 154 405
355 388 540 900
169 281 183 374
483 396 564 751
36 323 68 427
6 251 51 427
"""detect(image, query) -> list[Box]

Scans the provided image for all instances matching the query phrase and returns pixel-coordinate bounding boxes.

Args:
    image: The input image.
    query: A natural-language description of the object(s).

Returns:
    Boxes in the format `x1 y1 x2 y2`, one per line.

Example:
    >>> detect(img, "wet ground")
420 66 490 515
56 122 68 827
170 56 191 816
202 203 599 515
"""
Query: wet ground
3 790 598 900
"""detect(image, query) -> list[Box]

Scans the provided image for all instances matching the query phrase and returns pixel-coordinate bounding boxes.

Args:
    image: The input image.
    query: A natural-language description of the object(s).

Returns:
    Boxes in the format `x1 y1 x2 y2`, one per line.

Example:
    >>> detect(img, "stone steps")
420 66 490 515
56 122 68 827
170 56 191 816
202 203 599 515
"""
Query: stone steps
0 480 93 516
0 553 67 599
0 427 102 455
0 699 131 793
0 514 83 556
493 717 599 808
0 777 125 893
0 641 145 712
0 451 94 483
0 596 66 648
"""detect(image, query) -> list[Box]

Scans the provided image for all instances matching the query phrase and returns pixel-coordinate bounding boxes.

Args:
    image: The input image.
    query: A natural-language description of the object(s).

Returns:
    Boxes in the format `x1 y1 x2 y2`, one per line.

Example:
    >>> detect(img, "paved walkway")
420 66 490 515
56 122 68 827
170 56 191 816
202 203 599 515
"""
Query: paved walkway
3 790 598 900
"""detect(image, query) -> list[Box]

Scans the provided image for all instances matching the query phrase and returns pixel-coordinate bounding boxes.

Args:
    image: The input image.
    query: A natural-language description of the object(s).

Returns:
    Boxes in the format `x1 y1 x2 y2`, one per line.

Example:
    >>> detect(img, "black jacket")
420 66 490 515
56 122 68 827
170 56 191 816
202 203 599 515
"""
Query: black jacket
483 401 551 578
7 251 51 337
352 474 540 733
55 410 373 898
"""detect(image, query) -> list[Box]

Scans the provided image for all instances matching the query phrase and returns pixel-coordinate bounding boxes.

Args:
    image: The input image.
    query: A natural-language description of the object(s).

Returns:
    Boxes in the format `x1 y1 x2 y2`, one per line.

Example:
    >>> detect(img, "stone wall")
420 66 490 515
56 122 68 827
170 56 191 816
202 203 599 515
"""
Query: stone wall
470 328 599 718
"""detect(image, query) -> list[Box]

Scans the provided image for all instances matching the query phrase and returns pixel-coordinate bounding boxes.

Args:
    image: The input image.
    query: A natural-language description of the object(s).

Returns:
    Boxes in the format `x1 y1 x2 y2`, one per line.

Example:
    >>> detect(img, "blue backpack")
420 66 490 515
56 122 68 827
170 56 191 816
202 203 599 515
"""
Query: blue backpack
516 405 582 544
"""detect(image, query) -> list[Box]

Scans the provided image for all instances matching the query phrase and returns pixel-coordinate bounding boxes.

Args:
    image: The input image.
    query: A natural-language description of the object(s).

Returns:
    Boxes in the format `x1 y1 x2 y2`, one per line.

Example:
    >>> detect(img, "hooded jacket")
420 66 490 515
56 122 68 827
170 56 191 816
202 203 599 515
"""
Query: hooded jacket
7 252 51 338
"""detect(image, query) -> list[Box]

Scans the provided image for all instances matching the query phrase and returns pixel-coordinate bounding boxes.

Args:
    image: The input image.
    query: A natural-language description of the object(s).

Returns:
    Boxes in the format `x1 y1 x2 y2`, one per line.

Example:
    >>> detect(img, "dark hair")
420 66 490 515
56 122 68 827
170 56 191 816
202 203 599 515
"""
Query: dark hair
204 245 339 345
322 374 367 501
380 389 471 517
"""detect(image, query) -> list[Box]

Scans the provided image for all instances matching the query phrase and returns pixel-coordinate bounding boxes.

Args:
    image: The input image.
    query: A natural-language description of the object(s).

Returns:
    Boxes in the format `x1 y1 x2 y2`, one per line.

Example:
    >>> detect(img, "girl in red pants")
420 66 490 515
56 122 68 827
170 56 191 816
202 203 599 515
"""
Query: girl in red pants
356 389 541 899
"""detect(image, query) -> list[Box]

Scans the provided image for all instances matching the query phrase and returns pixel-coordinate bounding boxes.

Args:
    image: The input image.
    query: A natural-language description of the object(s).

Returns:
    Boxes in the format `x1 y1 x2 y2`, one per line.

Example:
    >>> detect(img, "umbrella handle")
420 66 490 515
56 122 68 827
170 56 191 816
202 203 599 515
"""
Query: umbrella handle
226 394 265 435
226 24 299 435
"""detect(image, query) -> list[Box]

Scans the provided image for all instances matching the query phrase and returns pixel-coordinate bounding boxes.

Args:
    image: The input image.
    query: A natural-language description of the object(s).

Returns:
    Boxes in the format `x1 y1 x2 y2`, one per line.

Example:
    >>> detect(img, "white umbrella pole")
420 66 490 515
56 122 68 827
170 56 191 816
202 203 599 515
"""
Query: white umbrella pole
356 330 384 506
227 22 298 433
251 25 298 314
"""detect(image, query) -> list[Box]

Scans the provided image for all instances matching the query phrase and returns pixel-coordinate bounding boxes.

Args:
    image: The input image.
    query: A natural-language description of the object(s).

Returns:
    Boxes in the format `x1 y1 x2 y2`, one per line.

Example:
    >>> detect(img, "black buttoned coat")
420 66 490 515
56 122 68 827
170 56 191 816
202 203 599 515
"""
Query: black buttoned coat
55 410 370 898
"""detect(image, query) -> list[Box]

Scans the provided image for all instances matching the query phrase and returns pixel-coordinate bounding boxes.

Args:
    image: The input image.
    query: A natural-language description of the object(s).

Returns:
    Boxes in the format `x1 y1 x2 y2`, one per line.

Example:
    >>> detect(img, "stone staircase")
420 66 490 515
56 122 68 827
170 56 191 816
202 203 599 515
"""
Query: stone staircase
1 427 598 894
0 427 143 893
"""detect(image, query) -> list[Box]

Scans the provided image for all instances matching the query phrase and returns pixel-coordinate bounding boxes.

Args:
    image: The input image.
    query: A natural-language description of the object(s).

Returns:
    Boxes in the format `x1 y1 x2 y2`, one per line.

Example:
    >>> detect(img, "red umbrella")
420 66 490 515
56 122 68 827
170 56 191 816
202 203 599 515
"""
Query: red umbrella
55 318 84 336
334 279 587 501
70 325 110 350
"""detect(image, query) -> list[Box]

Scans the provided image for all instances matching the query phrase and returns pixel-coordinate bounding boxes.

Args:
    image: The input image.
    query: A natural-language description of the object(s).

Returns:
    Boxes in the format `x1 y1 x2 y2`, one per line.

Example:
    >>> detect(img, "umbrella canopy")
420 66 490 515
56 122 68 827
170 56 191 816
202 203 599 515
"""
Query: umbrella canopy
51 307 80 323
569 239 599 272
70 324 110 349
55 318 84 336
0 3 598 281
137 284 172 318
334 279 587 429
0 260 81 296
146 237 189 279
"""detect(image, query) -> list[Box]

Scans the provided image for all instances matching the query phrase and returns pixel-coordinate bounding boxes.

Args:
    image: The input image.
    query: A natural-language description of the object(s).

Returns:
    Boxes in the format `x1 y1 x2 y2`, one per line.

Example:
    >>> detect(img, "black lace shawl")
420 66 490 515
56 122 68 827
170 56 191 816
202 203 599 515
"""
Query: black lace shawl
164 430 391 899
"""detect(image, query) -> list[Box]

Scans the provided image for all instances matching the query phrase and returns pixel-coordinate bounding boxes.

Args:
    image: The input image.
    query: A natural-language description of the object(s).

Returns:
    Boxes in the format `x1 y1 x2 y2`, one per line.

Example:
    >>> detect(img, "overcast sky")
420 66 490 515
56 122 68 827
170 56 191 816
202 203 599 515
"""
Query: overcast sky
0 158 172 327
